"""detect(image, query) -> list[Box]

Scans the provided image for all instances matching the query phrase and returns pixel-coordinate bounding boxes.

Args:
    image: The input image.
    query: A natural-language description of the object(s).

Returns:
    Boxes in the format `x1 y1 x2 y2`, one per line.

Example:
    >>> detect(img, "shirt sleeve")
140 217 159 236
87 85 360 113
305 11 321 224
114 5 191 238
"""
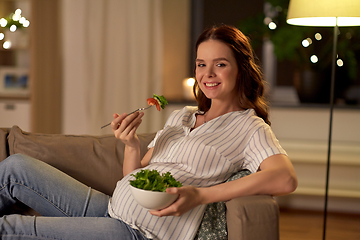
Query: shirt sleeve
147 109 181 149
147 129 163 149
243 125 287 173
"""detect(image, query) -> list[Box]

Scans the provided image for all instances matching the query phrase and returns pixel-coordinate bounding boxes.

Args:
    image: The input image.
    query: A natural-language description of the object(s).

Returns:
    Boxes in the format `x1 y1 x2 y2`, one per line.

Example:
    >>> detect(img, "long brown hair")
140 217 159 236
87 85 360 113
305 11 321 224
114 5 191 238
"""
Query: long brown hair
193 25 270 125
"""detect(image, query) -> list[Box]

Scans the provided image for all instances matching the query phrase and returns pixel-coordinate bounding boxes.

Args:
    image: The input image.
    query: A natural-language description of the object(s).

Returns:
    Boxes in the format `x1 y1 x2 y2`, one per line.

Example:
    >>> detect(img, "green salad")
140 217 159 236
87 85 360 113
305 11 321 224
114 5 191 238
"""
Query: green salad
153 94 168 110
129 169 182 192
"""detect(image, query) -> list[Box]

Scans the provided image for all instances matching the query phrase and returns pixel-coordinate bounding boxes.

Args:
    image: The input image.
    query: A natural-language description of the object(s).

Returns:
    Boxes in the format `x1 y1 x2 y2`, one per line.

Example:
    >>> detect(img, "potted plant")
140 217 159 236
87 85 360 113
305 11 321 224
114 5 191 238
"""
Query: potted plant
239 0 360 104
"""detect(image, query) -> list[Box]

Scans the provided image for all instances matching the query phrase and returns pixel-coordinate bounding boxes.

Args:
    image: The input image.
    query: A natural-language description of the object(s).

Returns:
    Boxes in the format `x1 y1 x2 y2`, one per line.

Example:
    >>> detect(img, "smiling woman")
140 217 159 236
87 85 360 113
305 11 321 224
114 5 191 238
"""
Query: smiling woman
193 25 270 125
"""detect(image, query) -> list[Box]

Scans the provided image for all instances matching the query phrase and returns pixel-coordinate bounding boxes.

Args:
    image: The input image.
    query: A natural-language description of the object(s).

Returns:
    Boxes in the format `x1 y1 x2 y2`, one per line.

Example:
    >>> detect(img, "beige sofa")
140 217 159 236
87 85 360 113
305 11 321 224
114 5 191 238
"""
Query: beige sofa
0 126 279 240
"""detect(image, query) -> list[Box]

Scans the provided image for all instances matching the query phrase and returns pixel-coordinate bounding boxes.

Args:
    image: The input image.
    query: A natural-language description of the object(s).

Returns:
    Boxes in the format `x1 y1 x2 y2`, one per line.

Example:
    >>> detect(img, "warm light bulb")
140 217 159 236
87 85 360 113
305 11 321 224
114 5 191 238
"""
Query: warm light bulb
12 13 21 21
310 55 318 63
23 20 30 27
0 18 7 27
0 33 4 40
337 59 344 67
302 39 310 47
302 38 312 47
268 22 277 30
9 25 17 32
315 33 322 41
186 78 195 87
19 17 26 24
183 78 195 100
15 9 22 16
3 41 11 49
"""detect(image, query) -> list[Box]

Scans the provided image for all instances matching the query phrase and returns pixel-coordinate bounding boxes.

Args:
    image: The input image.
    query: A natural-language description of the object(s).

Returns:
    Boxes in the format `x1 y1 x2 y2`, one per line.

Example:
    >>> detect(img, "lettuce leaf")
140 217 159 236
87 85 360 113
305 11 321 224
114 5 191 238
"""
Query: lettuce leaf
130 169 182 192
153 94 168 109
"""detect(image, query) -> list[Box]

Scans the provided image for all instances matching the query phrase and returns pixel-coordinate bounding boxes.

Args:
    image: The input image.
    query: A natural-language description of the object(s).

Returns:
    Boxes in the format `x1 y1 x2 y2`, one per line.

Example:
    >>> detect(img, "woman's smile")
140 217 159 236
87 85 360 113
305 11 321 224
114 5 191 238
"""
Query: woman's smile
204 82 221 87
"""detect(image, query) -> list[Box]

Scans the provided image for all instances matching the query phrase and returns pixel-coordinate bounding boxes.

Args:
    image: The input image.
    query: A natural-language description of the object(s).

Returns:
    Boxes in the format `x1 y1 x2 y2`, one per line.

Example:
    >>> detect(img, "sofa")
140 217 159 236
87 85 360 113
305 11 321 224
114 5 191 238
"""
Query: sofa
0 125 279 240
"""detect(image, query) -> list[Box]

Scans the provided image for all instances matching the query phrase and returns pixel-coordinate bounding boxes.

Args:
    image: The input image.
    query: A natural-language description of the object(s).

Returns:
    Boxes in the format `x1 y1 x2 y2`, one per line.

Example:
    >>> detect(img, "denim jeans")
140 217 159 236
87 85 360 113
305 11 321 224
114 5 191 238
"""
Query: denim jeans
0 154 149 240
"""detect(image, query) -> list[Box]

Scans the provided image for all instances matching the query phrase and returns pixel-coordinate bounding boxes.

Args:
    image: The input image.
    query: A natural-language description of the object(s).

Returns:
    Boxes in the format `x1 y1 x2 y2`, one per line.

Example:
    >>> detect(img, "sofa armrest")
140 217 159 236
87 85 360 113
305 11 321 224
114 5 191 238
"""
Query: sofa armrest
226 195 279 240
0 128 10 162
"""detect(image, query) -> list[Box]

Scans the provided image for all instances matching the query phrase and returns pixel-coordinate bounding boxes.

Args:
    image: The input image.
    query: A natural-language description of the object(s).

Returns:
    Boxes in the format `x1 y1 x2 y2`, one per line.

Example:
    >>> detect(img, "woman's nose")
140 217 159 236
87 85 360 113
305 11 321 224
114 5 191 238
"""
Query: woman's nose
205 67 215 77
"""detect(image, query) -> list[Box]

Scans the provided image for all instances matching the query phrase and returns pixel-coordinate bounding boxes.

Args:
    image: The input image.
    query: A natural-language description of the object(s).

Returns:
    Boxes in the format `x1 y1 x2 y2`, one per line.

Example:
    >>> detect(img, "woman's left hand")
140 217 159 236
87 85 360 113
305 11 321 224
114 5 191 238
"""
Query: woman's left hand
149 186 204 217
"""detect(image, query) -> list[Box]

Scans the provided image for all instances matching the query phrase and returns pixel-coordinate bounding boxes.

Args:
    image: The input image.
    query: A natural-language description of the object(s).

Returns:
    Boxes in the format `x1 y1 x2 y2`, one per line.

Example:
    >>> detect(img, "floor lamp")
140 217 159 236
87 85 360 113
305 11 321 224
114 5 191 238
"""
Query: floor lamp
286 1 360 239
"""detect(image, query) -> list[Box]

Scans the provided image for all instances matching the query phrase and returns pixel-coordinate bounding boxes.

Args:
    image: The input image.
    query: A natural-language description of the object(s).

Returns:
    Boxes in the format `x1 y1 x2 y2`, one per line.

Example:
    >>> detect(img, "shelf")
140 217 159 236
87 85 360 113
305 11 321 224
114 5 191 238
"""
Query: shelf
282 140 360 166
0 47 29 51
0 94 30 100
292 187 360 198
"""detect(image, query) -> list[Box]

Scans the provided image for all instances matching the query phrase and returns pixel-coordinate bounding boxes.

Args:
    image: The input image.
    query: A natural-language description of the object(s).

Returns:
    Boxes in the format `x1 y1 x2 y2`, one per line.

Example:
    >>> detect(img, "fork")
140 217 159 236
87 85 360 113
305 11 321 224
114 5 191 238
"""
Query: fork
100 105 153 129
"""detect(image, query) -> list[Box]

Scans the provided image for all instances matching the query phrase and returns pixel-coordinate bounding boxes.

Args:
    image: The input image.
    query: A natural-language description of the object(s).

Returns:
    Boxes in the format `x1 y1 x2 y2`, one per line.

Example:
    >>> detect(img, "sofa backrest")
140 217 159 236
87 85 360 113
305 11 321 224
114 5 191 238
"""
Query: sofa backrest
2 126 155 196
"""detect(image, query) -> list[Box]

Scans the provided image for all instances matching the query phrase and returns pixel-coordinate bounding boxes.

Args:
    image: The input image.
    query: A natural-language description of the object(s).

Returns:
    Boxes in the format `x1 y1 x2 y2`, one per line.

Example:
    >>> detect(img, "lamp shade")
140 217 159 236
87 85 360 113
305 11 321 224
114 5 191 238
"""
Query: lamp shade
287 0 360 26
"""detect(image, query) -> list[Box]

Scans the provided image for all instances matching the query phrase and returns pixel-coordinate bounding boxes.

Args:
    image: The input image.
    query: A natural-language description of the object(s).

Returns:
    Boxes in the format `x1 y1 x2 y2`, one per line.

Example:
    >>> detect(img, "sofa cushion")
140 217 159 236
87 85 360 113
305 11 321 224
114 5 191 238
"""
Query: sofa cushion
0 128 10 161
7 125 155 196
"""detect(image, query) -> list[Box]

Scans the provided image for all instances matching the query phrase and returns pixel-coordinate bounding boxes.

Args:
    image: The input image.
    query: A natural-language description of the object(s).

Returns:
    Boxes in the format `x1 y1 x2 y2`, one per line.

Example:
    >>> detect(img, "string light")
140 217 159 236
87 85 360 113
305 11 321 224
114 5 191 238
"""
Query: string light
3 41 11 49
302 39 309 47
301 38 313 47
0 18 7 27
9 25 17 32
268 22 277 30
337 59 344 67
0 8 30 49
310 55 318 63
315 33 322 40
22 20 30 27
0 8 30 30
14 9 22 16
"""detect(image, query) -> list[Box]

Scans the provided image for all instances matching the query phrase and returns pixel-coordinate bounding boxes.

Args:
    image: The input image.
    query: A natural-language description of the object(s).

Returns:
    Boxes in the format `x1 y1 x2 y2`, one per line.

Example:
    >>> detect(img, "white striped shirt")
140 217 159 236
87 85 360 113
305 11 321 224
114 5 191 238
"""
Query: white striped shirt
108 106 287 239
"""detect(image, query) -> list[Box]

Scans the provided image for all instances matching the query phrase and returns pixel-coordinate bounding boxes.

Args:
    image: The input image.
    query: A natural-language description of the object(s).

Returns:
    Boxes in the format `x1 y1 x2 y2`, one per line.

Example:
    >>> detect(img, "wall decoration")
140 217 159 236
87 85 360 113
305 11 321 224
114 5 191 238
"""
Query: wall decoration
0 67 29 96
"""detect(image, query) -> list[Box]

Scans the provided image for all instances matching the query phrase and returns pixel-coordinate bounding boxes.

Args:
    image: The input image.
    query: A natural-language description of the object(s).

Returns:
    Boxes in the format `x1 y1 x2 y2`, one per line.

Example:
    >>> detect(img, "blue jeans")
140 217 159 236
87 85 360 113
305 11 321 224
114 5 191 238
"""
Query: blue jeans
0 154 149 240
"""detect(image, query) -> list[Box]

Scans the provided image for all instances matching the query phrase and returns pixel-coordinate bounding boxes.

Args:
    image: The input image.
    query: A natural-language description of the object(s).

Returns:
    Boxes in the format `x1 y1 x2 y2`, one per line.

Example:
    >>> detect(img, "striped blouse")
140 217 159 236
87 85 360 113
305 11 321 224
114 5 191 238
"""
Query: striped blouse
108 106 287 239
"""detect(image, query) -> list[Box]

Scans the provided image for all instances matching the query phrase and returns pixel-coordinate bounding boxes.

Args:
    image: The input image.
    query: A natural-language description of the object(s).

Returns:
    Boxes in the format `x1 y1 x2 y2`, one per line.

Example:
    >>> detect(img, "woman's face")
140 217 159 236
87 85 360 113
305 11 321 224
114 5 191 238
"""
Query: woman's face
195 40 239 105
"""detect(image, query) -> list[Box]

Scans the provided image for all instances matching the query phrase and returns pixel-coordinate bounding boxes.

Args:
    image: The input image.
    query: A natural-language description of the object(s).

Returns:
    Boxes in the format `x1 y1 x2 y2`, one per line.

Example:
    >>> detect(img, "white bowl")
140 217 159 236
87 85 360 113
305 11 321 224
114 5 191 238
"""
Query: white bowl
129 185 179 210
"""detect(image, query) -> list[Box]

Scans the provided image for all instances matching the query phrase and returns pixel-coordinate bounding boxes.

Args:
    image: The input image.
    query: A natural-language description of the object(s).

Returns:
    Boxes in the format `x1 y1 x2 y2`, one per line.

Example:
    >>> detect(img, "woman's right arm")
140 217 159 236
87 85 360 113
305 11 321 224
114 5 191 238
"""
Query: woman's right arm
111 112 152 176
123 146 153 176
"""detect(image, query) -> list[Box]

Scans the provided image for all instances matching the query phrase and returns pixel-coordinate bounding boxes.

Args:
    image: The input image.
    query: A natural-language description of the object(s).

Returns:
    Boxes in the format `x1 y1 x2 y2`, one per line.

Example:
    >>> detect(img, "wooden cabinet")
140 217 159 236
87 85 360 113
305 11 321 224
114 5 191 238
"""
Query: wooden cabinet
0 99 30 130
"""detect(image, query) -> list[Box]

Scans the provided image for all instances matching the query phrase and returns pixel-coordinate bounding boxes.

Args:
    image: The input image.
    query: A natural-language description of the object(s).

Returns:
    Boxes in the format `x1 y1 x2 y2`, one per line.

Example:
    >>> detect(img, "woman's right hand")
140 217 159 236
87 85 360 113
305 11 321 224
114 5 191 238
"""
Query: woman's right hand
111 111 144 149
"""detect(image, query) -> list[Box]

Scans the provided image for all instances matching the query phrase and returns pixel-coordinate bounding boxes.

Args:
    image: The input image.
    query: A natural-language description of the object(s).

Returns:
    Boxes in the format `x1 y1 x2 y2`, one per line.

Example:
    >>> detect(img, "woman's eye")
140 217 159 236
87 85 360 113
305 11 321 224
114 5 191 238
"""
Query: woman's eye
197 63 205 67
216 63 226 67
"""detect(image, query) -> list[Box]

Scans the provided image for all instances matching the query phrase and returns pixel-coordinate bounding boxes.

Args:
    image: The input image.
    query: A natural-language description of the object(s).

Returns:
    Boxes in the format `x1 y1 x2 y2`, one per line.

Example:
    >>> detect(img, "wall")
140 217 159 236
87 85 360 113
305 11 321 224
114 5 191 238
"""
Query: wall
161 0 191 101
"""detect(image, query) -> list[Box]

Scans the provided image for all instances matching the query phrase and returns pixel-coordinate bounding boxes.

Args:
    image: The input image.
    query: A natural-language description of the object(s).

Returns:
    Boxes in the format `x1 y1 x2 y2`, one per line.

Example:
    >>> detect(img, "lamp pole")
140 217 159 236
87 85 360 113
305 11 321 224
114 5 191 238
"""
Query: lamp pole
323 17 338 240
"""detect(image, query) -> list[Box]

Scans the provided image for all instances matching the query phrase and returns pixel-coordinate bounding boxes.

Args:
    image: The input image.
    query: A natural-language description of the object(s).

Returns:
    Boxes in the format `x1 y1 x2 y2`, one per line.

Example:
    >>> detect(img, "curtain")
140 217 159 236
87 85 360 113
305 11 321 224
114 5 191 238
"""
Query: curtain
62 0 163 135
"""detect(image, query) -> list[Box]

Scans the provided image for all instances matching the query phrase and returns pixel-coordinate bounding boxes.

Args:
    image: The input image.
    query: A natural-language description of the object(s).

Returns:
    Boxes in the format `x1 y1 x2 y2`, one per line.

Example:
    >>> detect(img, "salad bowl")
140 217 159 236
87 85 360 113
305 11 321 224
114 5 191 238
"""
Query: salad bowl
129 185 179 210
